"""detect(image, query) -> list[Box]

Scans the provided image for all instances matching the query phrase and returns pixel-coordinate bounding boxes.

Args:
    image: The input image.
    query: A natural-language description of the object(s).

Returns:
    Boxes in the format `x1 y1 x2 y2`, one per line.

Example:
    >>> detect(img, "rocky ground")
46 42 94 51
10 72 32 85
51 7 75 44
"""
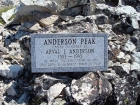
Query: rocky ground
0 0 140 105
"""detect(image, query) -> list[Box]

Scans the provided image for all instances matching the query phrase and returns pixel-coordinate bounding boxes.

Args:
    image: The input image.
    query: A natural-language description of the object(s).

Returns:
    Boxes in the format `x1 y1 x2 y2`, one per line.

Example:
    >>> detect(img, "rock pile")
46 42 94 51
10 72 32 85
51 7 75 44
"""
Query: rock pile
0 0 140 105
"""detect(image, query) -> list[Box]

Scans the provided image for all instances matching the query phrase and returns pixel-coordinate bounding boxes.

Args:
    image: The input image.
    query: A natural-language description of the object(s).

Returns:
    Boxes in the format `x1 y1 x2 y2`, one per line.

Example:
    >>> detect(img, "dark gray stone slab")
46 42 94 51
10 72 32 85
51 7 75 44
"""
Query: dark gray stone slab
31 33 108 72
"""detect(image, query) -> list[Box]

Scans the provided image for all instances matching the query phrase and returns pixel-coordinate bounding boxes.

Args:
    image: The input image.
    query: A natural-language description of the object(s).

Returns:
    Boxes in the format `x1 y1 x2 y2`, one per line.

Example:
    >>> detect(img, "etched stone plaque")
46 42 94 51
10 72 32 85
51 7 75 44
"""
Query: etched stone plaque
31 33 108 72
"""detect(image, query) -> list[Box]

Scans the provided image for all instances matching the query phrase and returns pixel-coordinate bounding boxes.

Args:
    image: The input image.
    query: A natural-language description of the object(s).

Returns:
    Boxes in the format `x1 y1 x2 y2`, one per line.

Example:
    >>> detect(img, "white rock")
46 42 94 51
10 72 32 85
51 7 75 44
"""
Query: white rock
0 36 2 40
1 8 16 23
117 52 125 59
131 17 139 29
131 62 140 70
121 63 131 73
0 65 24 78
6 81 17 96
47 83 66 105
123 40 136 52
115 6 137 15
132 52 140 64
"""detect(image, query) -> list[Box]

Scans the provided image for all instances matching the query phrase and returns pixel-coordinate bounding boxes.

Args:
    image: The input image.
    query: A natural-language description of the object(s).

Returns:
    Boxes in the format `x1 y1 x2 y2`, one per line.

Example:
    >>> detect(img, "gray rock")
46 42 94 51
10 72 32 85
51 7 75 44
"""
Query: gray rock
113 76 140 105
95 0 105 3
19 22 42 32
0 46 8 55
123 40 136 52
0 0 20 6
32 12 60 27
0 64 24 78
71 72 112 105
98 24 117 40
17 92 30 104
47 83 66 105
121 63 131 74
136 4 140 12
6 81 17 96
4 38 11 46
8 100 18 105
34 74 66 98
16 0 64 15
132 52 140 64
15 31 30 40
95 14 108 25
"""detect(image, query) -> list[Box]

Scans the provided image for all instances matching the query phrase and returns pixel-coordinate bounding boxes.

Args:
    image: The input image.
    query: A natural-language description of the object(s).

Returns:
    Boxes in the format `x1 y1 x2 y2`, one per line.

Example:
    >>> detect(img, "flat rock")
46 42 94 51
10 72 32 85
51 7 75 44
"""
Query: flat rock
17 92 30 104
123 40 136 52
47 83 66 105
71 72 112 105
34 74 68 98
6 81 17 96
98 24 117 40
16 0 64 15
0 64 24 78
32 12 60 27
1 8 16 23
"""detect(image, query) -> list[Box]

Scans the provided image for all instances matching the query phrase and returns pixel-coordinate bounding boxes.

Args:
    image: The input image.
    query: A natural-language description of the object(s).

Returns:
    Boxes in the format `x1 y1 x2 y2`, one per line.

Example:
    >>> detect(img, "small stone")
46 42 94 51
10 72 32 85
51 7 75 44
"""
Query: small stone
136 4 140 12
6 81 17 96
98 24 117 40
1 8 16 23
4 38 11 46
131 17 139 29
20 22 42 32
123 40 136 52
132 52 140 64
131 62 140 70
52 98 67 105
17 92 30 104
121 63 131 73
36 14 60 27
15 31 29 40
40 102 47 105
117 52 125 59
0 36 2 40
0 64 24 78
47 83 66 105
95 14 108 25
8 100 18 105
34 74 64 97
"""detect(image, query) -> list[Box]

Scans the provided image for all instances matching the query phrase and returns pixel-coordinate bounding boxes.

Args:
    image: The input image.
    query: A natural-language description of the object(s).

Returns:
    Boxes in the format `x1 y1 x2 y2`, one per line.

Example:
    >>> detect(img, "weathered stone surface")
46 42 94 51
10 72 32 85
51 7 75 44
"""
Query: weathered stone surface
52 98 68 105
17 92 30 104
0 65 24 78
19 22 42 32
6 81 17 96
71 72 112 105
47 83 66 105
34 74 62 97
98 24 117 40
123 40 136 52
16 0 64 15
33 13 60 27
95 14 108 25
113 76 140 105
1 8 16 23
